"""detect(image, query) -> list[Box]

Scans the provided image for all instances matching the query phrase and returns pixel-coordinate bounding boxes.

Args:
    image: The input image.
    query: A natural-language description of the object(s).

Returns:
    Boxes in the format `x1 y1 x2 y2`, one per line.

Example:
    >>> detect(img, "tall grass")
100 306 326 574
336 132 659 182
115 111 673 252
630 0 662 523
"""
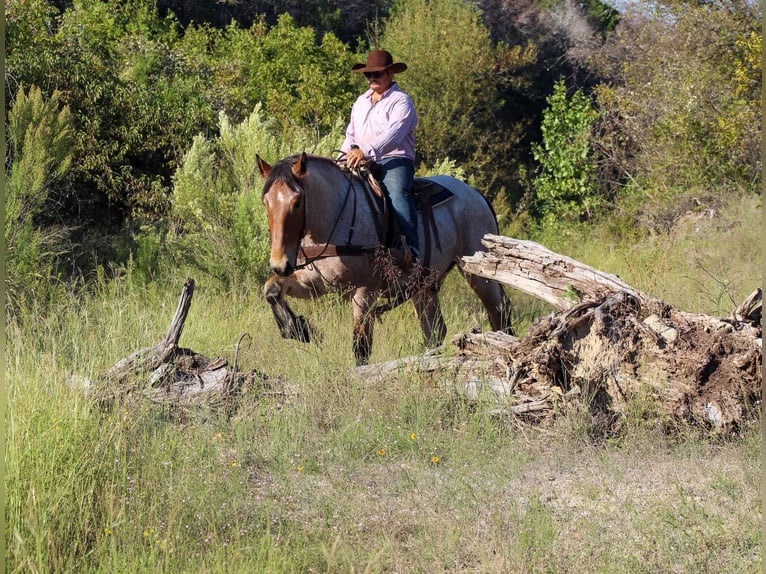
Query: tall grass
529 193 762 316
7 195 761 572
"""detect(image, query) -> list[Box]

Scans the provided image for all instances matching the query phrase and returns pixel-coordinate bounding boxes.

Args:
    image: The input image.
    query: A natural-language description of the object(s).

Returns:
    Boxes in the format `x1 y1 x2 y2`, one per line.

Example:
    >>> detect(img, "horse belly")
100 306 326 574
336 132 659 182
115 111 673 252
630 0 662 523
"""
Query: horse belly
294 257 383 297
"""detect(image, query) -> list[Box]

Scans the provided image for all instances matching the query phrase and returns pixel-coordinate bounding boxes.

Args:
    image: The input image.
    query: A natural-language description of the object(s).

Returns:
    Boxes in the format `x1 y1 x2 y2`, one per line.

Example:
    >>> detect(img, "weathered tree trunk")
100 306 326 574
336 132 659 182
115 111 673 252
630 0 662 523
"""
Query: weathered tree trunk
95 278 276 409
358 235 761 432
461 235 647 309
103 278 196 386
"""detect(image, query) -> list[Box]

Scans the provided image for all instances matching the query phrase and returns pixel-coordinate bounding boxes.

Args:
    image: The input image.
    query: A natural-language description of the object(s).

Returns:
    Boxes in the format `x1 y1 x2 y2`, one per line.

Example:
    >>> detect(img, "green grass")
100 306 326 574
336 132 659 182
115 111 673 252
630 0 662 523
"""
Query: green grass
6 195 762 572
533 193 762 316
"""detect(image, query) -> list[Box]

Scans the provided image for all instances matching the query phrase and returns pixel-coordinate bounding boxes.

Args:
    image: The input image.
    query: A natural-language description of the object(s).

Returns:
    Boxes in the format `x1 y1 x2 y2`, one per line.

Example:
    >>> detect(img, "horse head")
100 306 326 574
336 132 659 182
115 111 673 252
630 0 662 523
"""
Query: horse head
258 152 309 276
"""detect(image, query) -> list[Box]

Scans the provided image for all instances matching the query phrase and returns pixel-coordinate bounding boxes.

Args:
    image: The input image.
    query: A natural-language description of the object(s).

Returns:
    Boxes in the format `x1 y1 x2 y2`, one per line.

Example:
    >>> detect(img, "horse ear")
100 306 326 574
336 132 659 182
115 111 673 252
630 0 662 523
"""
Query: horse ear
256 154 271 178
292 152 308 177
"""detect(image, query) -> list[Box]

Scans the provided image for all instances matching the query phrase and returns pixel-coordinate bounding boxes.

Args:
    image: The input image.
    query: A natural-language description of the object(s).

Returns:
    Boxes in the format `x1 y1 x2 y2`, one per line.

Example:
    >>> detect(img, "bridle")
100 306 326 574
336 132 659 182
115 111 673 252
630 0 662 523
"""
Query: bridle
270 158 377 272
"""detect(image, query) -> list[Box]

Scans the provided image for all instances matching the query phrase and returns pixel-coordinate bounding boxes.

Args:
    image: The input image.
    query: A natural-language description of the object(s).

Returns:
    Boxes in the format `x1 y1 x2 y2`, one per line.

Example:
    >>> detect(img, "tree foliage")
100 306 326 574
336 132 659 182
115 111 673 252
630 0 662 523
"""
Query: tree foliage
212 14 358 134
586 1 761 227
382 0 500 167
156 0 395 47
532 80 600 224
5 86 74 316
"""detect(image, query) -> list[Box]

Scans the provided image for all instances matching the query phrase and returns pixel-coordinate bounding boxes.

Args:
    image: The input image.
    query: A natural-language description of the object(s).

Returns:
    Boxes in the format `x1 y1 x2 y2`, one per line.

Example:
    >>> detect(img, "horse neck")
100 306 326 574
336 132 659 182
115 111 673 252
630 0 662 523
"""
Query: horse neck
304 165 373 244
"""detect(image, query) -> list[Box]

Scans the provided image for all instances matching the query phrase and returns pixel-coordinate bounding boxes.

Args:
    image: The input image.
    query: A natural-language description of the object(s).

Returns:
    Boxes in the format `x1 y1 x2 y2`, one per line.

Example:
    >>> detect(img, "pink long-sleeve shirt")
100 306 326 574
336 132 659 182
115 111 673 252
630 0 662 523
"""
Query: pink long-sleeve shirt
340 82 417 162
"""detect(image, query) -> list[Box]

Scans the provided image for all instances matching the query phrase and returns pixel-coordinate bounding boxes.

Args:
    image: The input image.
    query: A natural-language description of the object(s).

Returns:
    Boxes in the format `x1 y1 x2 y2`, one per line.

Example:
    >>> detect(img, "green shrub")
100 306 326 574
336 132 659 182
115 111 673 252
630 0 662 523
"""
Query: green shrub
210 13 358 133
531 79 600 226
5 86 75 317
588 2 761 227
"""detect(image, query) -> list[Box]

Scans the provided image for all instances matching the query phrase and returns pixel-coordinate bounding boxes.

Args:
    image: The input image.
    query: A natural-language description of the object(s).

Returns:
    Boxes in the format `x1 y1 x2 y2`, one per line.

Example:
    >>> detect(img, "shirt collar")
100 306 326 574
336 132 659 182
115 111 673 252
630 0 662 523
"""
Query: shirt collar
366 81 399 100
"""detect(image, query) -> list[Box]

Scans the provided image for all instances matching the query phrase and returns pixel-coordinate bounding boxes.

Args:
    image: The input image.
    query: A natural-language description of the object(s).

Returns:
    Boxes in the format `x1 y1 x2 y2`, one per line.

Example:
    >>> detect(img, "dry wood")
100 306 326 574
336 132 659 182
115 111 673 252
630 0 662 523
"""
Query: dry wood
355 236 761 432
103 278 196 386
95 278 277 410
462 234 647 309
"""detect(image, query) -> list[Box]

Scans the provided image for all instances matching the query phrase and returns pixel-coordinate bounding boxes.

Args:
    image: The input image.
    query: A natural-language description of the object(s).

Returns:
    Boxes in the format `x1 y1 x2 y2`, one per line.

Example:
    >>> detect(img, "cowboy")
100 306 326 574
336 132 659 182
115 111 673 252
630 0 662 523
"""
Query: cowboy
341 49 419 264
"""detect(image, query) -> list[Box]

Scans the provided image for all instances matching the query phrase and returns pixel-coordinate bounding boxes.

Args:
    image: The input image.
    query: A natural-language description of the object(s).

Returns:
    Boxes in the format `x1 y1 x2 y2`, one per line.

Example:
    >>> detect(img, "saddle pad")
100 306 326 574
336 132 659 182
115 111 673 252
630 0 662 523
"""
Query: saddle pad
411 178 454 210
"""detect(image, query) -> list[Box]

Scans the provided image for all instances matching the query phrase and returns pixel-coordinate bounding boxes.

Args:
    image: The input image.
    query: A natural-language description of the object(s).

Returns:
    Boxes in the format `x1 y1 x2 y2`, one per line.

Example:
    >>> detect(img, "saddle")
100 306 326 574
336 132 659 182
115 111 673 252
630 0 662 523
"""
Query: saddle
344 161 454 267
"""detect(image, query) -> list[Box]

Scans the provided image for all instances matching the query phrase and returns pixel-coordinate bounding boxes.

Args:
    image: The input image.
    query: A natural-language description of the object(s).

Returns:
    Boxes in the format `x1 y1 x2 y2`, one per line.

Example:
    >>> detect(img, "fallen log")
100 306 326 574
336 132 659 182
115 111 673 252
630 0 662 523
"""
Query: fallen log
462 234 647 309
357 236 761 433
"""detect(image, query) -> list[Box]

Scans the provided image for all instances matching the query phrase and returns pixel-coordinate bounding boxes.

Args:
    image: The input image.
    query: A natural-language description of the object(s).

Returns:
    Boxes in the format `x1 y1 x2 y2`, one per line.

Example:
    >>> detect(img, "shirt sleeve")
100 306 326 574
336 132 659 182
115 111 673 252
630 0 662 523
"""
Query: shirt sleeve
340 94 365 154
340 118 356 154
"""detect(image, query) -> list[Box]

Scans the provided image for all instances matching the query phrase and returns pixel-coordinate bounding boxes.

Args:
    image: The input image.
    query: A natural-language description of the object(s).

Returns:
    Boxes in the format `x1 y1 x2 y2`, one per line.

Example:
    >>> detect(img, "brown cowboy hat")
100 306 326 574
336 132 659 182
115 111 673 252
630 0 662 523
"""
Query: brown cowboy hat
352 49 408 74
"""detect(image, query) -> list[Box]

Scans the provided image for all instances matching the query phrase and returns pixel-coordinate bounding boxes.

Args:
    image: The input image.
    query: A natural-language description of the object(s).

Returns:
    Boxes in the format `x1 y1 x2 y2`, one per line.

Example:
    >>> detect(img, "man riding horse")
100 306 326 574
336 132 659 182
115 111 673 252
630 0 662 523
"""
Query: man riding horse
340 49 420 266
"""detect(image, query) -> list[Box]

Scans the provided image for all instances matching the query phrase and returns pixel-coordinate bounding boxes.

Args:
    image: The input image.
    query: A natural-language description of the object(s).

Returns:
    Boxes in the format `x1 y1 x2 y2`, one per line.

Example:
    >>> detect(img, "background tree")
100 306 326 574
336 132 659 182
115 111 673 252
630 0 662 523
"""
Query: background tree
5 87 73 317
6 0 219 272
211 14 358 135
381 0 535 206
155 0 395 47
586 0 762 229
531 80 600 226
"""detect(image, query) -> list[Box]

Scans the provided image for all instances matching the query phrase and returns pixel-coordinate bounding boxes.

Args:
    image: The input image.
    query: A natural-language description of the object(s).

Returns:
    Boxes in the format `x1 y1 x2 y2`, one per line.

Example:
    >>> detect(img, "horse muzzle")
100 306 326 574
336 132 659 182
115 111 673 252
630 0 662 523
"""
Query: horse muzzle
270 255 295 277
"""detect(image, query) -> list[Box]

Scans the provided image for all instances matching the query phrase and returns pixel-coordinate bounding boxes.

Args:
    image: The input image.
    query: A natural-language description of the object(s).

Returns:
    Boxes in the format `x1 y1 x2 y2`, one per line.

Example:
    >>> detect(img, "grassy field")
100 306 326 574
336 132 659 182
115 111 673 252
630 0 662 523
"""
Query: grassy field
6 195 762 572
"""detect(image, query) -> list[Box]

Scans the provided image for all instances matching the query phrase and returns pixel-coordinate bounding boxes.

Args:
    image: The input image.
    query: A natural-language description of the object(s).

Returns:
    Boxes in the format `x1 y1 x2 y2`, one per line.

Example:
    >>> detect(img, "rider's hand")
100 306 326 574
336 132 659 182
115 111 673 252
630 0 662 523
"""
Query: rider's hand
346 147 367 168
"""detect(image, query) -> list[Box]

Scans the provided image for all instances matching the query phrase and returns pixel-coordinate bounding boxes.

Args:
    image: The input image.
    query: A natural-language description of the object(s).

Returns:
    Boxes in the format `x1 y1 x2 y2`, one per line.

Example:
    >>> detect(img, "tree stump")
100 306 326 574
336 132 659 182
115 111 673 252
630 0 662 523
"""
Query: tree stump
94 278 280 410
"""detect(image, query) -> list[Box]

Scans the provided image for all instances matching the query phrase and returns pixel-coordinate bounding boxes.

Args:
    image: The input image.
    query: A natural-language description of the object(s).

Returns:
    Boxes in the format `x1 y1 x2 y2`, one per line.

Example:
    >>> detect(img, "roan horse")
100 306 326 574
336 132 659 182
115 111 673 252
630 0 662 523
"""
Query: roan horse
257 152 513 365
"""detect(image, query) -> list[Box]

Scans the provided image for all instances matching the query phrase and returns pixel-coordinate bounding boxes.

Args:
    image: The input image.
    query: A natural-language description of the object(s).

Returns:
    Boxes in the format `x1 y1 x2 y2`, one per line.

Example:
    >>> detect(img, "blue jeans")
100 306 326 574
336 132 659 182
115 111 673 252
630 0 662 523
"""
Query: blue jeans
378 157 418 253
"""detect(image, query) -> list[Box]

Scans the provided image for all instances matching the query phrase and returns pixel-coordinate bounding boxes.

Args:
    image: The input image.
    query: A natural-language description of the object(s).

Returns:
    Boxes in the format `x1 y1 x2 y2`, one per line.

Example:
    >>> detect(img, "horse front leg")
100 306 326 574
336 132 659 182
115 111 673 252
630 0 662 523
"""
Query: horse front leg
263 275 315 343
413 286 447 349
351 288 377 366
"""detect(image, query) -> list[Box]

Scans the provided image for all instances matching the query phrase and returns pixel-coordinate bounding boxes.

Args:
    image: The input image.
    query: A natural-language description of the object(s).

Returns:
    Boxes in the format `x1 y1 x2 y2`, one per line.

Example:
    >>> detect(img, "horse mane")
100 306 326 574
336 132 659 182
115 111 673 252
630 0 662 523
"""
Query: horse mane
261 154 340 196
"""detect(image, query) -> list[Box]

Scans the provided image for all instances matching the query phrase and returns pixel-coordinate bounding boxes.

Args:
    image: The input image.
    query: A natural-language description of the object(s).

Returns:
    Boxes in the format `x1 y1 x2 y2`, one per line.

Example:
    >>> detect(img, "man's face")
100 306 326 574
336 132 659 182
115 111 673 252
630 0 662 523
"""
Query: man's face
364 70 394 94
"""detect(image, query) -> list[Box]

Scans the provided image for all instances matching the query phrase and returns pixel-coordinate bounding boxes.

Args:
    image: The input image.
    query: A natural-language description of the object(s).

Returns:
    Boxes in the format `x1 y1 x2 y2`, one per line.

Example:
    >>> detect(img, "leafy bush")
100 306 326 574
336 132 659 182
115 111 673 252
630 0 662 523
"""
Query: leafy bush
531 79 600 225
382 0 499 165
207 13 358 134
587 2 762 228
418 157 466 179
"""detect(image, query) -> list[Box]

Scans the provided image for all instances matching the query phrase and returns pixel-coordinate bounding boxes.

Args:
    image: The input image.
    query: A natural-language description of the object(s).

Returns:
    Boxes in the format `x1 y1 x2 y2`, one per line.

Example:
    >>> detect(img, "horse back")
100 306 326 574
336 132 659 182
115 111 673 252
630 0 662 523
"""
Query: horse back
423 175 498 232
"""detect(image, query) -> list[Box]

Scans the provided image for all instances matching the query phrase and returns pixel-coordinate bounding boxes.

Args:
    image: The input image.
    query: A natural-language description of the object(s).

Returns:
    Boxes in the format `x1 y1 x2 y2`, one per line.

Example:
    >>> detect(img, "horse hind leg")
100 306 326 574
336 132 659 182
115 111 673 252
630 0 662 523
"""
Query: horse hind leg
413 286 447 349
463 272 515 335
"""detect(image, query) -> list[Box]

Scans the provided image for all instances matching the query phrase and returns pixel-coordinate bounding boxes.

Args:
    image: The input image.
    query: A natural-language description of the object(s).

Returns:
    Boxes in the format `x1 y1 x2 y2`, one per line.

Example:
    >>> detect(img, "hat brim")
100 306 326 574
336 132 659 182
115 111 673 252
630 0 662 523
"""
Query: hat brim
352 62 407 74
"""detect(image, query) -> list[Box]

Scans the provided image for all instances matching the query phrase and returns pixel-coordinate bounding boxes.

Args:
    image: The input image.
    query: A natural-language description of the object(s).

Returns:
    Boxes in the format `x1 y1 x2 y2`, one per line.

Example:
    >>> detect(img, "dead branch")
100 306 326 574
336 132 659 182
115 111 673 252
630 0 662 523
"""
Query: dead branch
94 278 281 410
